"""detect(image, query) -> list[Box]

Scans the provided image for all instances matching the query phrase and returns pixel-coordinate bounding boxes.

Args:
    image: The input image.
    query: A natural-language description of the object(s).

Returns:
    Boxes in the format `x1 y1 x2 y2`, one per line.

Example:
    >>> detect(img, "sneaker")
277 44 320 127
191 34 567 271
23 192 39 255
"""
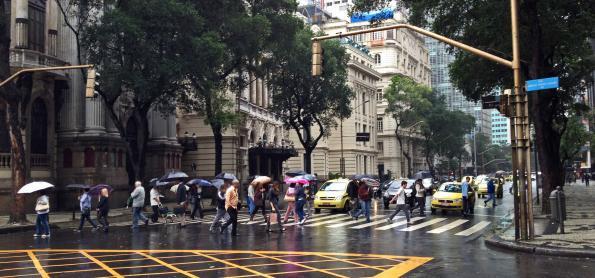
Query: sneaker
74 229 82 233
41 234 48 238
33 234 40 237
484 202 487 207
145 219 149 226
386 218 392 224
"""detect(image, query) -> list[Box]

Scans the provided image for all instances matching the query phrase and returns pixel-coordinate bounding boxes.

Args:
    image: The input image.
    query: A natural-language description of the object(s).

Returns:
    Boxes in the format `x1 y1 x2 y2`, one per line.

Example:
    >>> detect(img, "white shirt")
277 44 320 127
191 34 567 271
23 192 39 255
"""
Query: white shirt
248 185 255 199
395 188 406 205
150 188 161 206
415 183 425 197
36 195 49 214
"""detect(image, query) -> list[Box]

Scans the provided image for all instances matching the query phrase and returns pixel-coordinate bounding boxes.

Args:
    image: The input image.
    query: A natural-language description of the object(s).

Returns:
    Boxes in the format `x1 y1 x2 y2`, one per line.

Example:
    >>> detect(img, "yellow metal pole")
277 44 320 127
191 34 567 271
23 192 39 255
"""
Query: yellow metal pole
0 64 94 87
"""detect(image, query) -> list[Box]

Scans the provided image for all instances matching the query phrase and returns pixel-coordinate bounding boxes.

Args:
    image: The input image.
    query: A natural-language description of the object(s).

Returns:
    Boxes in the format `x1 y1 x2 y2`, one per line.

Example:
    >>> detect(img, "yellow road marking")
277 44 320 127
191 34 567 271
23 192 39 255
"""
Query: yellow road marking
375 257 433 278
193 251 273 278
80 251 123 278
137 252 199 278
254 252 349 278
227 264 400 278
317 254 387 271
26 251 48 278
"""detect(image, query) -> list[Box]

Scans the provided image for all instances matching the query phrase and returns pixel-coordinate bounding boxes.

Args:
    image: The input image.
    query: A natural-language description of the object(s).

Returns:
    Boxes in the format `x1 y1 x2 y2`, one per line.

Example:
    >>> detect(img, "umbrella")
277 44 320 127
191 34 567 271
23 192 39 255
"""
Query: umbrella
210 179 224 189
186 179 213 187
285 177 309 185
159 171 189 182
295 174 317 181
149 178 169 187
89 184 113 196
361 178 380 187
17 181 54 194
170 183 189 193
65 184 91 189
215 172 237 181
285 170 307 177
350 174 374 180
252 176 272 185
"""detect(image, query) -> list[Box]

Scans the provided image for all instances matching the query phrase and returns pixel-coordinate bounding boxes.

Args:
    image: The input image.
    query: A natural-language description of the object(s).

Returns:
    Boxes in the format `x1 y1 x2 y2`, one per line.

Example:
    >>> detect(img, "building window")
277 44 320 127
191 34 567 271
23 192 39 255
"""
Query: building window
63 149 72 168
84 148 95 167
374 54 381 64
362 93 367 115
377 142 384 152
377 117 383 131
30 98 47 154
28 1 46 52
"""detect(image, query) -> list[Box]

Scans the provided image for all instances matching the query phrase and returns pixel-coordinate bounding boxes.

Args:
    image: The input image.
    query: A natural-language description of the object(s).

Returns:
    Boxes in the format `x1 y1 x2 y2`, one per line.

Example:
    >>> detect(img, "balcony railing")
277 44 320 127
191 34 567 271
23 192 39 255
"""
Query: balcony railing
30 154 49 168
10 48 69 68
0 153 10 169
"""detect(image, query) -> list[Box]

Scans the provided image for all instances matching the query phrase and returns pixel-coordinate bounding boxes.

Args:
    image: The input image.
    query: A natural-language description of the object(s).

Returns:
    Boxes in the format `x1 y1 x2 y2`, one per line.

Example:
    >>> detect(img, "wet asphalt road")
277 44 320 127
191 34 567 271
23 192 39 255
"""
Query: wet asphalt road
0 188 593 277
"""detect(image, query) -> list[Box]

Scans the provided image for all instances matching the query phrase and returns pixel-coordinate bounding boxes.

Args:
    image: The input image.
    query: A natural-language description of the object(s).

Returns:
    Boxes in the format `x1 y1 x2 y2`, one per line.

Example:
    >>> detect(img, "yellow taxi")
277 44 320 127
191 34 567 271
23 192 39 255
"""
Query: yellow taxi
314 179 351 213
431 182 476 215
476 176 504 198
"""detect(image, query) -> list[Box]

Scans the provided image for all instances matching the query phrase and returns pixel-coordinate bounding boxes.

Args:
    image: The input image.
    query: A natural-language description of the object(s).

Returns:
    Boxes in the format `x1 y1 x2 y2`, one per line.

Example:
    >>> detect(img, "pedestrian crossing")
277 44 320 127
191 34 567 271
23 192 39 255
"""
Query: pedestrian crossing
194 212 491 237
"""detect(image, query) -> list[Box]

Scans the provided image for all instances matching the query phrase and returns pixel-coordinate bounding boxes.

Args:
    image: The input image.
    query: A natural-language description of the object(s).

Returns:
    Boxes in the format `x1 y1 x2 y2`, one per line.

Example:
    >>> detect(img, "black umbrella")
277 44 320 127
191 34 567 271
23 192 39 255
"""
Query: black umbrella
149 178 169 187
66 184 91 189
89 184 113 195
215 172 237 181
159 171 189 182
350 174 374 180
285 170 307 177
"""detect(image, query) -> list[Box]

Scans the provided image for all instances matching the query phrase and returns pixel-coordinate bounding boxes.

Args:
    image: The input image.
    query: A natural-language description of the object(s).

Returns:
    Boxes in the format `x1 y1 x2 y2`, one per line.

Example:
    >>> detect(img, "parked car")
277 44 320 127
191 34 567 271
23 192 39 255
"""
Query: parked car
382 179 415 209
314 179 351 213
431 182 476 215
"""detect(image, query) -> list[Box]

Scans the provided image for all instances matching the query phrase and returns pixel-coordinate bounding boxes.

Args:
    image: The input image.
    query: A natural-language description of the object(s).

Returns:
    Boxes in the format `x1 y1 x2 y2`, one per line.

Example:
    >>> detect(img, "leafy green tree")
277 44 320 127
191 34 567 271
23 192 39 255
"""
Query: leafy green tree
384 75 432 178
269 28 353 173
560 113 593 169
354 0 595 213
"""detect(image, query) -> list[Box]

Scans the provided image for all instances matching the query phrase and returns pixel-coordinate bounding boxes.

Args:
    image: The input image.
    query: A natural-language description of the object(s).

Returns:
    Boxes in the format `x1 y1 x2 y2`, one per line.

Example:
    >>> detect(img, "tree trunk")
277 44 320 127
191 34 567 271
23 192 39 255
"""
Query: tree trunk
6 101 27 223
304 147 313 174
395 130 411 178
124 110 150 188
212 123 223 176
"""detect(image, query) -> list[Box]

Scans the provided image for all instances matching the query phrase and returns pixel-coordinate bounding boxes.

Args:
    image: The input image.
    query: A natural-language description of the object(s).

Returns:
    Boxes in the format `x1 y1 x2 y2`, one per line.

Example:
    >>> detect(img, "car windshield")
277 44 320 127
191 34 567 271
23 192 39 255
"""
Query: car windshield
319 181 347 191
439 183 461 193
388 181 404 190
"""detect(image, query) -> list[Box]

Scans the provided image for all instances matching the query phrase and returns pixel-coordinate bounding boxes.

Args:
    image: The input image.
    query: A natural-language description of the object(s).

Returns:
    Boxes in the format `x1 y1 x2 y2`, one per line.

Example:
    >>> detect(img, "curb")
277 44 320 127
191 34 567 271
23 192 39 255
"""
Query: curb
485 234 595 258
0 224 61 235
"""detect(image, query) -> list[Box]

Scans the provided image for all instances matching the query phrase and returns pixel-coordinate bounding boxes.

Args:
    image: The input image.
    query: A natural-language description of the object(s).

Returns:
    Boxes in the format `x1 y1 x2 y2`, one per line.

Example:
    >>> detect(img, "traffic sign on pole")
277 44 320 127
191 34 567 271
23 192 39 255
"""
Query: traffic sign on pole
525 77 559 92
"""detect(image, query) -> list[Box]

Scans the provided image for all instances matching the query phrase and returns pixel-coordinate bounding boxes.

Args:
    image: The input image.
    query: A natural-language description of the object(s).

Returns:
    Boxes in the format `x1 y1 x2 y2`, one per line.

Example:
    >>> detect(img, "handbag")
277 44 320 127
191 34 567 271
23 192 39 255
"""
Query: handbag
284 195 295 202
35 203 49 212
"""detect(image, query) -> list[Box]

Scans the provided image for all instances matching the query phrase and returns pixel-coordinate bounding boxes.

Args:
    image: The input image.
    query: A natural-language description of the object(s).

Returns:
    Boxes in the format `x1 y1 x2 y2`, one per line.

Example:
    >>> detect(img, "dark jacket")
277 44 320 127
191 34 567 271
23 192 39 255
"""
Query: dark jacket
97 196 109 213
176 184 187 203
357 184 372 201
267 188 280 206
487 180 495 194
296 186 307 201
347 181 358 198
216 191 226 209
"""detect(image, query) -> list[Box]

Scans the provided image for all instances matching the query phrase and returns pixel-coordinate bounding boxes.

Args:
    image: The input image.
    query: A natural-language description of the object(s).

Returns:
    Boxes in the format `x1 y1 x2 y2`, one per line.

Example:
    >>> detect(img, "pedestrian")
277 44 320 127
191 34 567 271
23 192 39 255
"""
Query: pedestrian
296 183 308 225
346 180 358 217
406 181 417 214
189 184 204 220
283 183 298 224
304 182 314 216
352 181 372 222
97 188 110 232
461 176 472 217
249 183 267 222
220 179 240 236
130 181 149 229
150 185 162 223
586 173 590 187
210 183 228 233
484 179 497 208
75 188 98 232
247 181 255 216
413 179 426 216
34 190 51 238
267 181 286 232
386 180 411 224
176 181 188 227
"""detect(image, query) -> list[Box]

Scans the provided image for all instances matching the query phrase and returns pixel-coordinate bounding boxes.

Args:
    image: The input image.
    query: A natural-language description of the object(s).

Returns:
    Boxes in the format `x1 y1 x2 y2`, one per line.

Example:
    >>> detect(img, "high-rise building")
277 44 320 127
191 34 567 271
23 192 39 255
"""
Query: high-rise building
491 110 511 145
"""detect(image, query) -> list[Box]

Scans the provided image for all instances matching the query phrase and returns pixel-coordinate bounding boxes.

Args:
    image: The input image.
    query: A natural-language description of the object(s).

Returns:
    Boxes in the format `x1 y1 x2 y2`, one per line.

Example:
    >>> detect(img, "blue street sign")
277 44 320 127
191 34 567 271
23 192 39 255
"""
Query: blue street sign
525 77 559 92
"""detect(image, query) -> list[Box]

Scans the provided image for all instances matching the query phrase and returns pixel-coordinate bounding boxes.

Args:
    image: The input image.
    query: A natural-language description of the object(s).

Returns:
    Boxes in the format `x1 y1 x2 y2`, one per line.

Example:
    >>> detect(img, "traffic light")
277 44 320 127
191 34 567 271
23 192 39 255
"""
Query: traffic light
497 89 513 118
312 40 323 76
85 68 99 98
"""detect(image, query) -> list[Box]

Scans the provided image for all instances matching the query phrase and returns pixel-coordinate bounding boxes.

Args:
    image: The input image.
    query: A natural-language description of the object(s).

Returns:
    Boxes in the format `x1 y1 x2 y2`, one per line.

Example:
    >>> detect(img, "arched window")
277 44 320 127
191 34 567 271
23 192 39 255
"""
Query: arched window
374 54 381 64
117 150 124 168
30 98 47 154
84 148 95 167
63 149 72 168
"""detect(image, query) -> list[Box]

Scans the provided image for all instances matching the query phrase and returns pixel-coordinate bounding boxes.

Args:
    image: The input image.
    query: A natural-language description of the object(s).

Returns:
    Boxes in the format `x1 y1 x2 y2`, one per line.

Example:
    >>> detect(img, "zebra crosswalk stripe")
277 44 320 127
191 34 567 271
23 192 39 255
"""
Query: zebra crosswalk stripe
375 217 425 231
304 215 353 227
327 215 384 228
426 219 468 234
454 221 491 236
278 214 343 227
350 217 403 229
399 218 446 231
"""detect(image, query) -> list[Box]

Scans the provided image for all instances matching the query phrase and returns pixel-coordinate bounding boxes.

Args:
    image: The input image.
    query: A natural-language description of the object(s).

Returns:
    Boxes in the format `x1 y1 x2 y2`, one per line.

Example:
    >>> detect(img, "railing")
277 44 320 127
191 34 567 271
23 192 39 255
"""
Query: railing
30 154 49 168
10 48 69 68
0 153 10 169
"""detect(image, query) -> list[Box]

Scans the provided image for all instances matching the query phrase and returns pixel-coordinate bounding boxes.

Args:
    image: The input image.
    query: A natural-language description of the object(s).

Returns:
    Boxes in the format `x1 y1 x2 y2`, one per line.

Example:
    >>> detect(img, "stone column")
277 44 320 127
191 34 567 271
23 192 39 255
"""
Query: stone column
249 72 256 104
84 98 106 134
14 0 29 49
47 0 59 56
256 78 262 107
149 110 168 142
167 113 177 142
262 79 268 108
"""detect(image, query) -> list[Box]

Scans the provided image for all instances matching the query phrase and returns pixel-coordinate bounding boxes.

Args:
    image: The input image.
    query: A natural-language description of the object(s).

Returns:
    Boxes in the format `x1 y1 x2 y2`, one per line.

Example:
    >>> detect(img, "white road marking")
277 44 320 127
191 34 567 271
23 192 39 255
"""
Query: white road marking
426 219 468 234
455 221 491 236
375 217 425 231
280 214 345 227
399 218 447 231
350 217 403 229
327 215 384 228
304 215 354 227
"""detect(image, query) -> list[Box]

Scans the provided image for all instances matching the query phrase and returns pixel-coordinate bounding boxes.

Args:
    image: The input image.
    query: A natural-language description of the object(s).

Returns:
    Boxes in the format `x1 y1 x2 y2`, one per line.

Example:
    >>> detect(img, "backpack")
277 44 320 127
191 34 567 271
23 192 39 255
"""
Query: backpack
358 185 370 200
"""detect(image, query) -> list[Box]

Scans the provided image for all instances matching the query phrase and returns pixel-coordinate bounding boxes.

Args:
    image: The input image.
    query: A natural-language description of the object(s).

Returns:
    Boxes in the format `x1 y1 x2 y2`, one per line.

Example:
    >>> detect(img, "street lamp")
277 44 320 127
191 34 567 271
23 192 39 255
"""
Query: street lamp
340 99 370 177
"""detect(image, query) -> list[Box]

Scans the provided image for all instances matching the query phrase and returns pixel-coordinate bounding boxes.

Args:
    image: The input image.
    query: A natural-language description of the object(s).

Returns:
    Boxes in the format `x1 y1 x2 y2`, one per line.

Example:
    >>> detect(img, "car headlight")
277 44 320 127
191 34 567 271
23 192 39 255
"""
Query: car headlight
336 196 343 201
432 197 438 201
315 196 320 200
453 198 462 203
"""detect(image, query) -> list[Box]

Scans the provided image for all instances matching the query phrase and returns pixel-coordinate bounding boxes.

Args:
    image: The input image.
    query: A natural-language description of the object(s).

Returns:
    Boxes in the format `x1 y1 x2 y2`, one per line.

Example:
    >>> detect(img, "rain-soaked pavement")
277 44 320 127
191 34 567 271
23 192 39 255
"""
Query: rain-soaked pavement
0 191 593 277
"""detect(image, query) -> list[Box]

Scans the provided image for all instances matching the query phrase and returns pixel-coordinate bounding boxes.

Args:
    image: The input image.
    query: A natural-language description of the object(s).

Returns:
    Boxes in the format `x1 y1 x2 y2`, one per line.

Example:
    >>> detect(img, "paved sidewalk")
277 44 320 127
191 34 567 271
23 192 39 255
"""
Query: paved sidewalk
486 182 595 257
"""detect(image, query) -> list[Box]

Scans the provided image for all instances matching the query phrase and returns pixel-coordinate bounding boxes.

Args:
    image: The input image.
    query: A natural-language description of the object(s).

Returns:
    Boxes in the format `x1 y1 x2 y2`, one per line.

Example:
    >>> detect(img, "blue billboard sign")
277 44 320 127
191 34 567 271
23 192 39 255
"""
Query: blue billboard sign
351 9 394 23
526 77 559 92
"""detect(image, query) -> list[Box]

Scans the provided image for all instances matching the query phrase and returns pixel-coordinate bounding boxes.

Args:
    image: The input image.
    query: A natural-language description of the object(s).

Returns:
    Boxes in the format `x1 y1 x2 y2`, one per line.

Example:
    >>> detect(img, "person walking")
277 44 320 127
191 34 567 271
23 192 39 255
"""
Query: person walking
249 184 267 222
210 184 228 233
189 184 204 220
130 181 149 229
346 180 358 217
295 183 308 225
34 190 51 238
461 176 472 217
283 183 298 224
150 185 162 223
586 173 590 187
176 181 188 227
247 181 255 217
413 179 426 216
386 180 411 224
267 181 286 232
97 188 110 232
220 180 240 236
484 179 497 208
76 188 98 232
352 181 373 222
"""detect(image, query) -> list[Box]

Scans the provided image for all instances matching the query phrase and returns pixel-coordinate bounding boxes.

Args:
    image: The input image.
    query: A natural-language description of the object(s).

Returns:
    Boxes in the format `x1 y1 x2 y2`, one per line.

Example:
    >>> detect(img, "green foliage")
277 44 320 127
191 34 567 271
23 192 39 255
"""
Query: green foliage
384 75 433 130
560 114 592 166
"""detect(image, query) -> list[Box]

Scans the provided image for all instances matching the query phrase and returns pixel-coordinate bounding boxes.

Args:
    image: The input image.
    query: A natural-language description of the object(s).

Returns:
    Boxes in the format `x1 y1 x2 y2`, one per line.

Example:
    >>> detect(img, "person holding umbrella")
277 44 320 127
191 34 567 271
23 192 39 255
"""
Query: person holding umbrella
267 181 286 232
130 181 149 229
75 188 98 232
250 183 267 222
175 182 188 227
189 184 203 220
220 179 240 236
34 190 51 238
210 183 228 233
97 188 110 232
150 185 162 223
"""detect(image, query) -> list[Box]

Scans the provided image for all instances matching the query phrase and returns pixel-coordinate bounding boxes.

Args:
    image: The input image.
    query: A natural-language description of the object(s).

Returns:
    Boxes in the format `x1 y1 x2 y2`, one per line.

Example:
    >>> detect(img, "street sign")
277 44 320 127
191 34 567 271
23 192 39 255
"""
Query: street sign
481 95 500 109
356 132 370 142
526 77 559 92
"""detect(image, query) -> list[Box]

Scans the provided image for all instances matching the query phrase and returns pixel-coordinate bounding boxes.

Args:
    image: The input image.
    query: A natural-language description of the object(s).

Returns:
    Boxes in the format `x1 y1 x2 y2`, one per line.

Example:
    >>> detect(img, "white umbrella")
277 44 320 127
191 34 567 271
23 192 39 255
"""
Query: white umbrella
18 181 54 194
170 183 189 193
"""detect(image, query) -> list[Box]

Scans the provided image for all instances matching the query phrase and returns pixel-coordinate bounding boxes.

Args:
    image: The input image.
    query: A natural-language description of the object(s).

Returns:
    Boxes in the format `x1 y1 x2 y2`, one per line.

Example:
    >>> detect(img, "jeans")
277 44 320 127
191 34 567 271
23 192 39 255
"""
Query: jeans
35 213 50 235
462 196 469 215
78 208 97 230
247 197 255 215
221 207 238 235
353 200 371 222
485 193 496 207
348 197 358 216
132 207 148 228
389 204 410 222
190 197 203 219
283 201 297 223
296 199 306 221
414 196 426 215
210 208 227 231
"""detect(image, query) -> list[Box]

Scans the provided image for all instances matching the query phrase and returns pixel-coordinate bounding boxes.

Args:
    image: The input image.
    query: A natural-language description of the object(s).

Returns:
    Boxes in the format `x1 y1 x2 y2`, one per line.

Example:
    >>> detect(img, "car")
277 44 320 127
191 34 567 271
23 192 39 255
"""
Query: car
313 179 352 213
382 179 415 209
431 182 476 215
477 177 504 198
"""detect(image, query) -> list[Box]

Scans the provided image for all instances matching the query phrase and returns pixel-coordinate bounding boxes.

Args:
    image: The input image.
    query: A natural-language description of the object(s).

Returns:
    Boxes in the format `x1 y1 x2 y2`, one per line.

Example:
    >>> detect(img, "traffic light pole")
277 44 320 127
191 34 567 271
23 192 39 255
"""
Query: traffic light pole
312 0 533 240
0 64 94 88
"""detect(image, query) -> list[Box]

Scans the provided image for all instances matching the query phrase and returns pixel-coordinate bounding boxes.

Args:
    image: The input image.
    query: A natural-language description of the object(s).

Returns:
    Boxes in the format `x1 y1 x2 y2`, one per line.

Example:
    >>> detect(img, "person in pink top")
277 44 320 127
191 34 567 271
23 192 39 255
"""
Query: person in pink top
283 183 298 224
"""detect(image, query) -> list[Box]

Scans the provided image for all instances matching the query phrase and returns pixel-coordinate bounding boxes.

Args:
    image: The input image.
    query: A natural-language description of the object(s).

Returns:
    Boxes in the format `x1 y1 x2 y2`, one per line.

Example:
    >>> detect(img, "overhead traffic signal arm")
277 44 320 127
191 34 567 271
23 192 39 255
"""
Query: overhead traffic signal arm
312 40 323 76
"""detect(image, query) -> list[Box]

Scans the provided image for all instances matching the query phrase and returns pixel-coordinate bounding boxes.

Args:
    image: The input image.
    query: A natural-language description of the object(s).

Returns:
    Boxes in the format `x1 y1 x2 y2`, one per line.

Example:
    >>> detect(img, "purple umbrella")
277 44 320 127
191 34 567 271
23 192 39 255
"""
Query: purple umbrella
89 184 113 195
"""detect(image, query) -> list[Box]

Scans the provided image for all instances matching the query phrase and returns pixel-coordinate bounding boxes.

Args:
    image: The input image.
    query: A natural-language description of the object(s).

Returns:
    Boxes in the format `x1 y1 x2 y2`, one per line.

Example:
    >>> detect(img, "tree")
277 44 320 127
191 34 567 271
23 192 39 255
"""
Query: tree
354 0 595 213
560 113 592 169
269 28 353 173
384 75 432 178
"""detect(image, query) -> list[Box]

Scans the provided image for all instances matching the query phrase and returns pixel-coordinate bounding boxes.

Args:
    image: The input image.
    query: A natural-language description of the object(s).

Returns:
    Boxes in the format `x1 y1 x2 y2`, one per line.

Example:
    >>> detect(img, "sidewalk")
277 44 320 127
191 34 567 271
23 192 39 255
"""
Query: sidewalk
486 182 595 258
0 201 217 234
